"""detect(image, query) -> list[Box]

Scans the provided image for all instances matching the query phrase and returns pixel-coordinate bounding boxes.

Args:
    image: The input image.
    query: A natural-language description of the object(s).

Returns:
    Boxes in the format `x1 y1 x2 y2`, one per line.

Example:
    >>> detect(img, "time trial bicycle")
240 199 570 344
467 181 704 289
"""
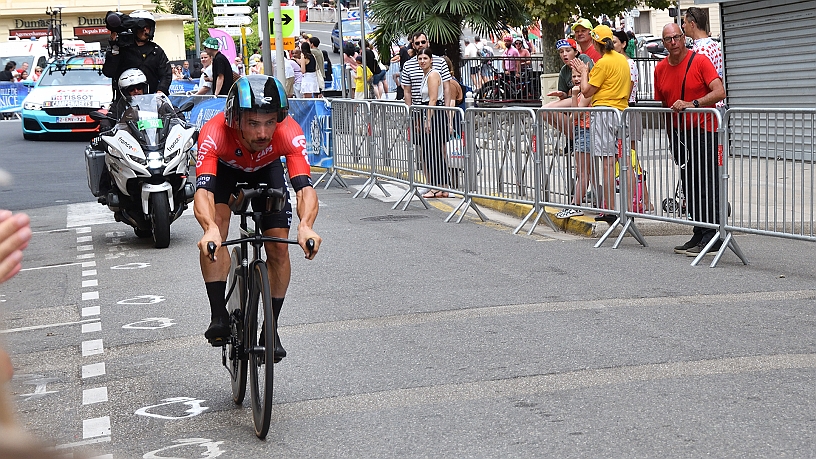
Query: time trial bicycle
207 183 314 439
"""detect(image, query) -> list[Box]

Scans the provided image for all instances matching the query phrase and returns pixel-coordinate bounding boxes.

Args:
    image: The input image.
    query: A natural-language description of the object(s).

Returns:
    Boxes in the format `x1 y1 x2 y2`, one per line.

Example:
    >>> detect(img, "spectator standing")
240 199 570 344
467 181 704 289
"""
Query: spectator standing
547 39 593 103
400 32 452 107
289 48 304 97
654 22 726 256
572 18 602 62
203 37 235 95
555 67 594 219
514 38 531 73
234 56 245 75
416 47 450 199
195 52 213 95
298 42 319 98
683 7 724 108
308 37 325 93
464 38 480 90
353 55 372 100
394 36 413 100
503 36 520 76
181 60 191 79
570 24 631 223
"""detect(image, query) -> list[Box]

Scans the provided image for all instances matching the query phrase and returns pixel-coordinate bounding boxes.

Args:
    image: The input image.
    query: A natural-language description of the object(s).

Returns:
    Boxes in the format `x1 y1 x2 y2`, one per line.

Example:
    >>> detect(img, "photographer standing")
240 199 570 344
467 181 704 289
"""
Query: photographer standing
102 10 172 102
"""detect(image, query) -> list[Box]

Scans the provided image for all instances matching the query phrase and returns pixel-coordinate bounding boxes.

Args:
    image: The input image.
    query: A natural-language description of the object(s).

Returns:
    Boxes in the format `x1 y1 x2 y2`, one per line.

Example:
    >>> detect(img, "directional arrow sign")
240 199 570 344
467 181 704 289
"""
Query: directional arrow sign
213 5 252 15
265 6 300 39
214 15 252 26
217 26 253 37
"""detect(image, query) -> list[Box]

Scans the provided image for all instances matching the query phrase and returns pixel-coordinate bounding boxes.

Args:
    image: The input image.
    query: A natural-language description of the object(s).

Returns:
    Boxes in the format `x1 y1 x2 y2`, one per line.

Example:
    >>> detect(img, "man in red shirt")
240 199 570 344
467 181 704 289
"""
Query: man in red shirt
654 23 725 257
195 75 322 360
571 18 601 63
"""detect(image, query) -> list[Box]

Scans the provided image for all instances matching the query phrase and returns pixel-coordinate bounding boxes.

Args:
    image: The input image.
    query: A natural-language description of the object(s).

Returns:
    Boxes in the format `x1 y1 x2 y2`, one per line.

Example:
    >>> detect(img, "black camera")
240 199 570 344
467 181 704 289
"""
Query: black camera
105 11 151 47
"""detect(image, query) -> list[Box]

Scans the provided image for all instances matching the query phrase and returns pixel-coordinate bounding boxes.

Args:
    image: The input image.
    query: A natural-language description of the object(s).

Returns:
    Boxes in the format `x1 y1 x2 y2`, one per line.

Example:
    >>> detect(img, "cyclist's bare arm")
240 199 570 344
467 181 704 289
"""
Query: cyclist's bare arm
194 187 223 261
294 185 321 260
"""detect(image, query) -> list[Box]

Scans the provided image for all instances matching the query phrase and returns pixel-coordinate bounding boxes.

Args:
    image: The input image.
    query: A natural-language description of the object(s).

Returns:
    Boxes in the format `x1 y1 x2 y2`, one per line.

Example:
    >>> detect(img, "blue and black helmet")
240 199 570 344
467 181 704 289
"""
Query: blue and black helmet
225 75 289 128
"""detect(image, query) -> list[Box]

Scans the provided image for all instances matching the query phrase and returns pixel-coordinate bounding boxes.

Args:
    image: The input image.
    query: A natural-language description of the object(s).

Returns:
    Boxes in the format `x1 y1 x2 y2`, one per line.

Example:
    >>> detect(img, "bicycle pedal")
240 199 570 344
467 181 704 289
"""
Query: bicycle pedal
208 336 227 347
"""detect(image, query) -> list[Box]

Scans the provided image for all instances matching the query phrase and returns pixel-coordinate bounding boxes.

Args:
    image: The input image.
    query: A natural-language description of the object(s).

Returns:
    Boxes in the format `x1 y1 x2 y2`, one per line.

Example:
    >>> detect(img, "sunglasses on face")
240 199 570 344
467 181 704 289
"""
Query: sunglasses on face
413 40 427 46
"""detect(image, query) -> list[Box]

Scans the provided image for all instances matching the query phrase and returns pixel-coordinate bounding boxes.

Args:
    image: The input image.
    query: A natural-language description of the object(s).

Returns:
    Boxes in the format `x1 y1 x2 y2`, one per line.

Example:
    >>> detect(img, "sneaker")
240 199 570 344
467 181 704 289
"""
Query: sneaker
673 239 699 254
555 208 584 219
594 213 616 224
685 242 722 257
204 316 230 346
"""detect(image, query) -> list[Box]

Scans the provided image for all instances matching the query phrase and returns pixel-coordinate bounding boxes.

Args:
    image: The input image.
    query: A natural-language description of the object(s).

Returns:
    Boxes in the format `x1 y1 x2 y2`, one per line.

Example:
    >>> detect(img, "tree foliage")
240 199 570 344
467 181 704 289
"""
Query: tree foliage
526 0 673 72
369 0 531 79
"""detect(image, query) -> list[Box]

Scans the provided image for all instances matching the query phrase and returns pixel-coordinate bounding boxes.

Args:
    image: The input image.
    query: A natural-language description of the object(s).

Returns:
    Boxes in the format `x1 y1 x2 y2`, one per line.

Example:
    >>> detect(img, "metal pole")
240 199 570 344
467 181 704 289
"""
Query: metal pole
273 0 285 82
359 1 367 99
337 6 345 97
260 0 272 76
193 0 201 58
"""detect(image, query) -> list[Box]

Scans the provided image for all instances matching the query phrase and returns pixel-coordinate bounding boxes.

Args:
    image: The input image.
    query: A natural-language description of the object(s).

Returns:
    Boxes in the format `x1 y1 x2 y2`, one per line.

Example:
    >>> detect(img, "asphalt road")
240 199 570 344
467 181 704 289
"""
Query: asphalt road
1 112 816 458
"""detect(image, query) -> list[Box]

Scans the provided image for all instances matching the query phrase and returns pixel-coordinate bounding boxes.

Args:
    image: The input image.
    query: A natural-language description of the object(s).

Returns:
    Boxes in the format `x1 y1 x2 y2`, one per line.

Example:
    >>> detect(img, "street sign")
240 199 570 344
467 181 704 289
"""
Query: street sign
265 6 300 39
217 26 253 37
269 37 296 51
630 9 641 17
214 15 252 26
213 6 252 15
213 0 249 4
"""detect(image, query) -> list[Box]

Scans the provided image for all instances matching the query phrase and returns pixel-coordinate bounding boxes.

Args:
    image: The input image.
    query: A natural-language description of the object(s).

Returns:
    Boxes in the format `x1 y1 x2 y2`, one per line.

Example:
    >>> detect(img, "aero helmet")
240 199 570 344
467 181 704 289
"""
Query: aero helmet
129 10 156 40
118 68 148 100
225 75 289 128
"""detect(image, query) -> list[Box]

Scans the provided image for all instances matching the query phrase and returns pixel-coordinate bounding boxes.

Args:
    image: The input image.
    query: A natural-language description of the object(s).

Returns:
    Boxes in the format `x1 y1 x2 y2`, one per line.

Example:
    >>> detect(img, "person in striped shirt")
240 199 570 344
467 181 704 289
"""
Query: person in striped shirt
399 32 452 106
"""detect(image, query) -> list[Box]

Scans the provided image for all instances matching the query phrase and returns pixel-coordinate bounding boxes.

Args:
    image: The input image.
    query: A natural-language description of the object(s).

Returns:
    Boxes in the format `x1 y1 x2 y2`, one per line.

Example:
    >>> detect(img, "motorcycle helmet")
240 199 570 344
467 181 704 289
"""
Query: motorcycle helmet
225 75 289 128
118 68 148 100
130 10 156 40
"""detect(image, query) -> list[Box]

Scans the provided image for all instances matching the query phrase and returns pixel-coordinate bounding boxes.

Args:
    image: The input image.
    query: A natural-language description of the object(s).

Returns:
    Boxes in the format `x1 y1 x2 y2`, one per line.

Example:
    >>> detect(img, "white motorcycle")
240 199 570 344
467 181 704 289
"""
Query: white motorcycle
85 94 197 248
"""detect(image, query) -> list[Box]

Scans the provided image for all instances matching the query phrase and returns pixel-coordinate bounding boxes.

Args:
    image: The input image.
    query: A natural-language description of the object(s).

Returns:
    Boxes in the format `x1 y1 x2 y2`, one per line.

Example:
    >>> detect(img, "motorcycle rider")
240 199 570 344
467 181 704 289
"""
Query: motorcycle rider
102 10 172 101
194 75 322 361
98 68 148 133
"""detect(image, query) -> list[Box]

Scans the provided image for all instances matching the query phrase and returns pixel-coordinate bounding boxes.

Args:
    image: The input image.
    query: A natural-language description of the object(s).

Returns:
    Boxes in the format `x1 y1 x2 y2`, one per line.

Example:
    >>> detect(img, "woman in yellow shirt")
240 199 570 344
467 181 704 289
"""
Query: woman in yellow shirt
571 25 631 223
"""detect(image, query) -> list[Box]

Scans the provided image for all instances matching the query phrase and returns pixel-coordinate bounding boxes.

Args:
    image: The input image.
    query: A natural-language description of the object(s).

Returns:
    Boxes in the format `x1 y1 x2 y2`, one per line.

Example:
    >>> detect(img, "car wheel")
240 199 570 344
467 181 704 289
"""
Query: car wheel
333 44 339 54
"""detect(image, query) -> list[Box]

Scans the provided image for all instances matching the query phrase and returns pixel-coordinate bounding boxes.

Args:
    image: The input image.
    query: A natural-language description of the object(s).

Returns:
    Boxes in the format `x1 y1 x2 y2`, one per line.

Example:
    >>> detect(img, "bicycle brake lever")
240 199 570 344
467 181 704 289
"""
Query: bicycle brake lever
305 238 315 258
207 241 217 261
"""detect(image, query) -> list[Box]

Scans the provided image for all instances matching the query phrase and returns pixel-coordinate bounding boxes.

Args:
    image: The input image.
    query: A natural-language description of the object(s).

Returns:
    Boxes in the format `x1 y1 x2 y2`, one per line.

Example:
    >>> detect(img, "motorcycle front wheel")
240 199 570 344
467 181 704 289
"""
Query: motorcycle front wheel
150 193 171 248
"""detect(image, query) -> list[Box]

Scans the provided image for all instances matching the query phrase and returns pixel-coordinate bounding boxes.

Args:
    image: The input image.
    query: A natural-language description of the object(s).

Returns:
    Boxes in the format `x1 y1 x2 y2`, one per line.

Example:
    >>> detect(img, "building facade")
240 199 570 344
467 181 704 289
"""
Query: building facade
0 1 191 60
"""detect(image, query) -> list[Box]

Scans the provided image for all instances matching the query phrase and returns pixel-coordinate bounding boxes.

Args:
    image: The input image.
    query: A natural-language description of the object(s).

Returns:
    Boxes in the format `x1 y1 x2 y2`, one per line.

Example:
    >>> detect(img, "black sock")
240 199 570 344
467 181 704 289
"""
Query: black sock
271 297 284 324
206 281 228 321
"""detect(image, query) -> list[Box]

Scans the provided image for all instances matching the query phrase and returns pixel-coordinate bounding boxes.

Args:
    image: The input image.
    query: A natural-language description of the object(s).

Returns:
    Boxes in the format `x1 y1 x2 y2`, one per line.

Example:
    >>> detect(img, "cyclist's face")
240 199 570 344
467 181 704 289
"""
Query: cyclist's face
239 112 278 151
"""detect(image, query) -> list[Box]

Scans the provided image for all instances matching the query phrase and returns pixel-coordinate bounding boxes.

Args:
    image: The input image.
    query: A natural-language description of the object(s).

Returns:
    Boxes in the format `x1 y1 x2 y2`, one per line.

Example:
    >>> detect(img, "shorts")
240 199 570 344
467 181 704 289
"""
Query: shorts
212 160 292 230
301 72 320 94
469 66 479 76
573 125 590 153
372 70 387 85
590 109 620 157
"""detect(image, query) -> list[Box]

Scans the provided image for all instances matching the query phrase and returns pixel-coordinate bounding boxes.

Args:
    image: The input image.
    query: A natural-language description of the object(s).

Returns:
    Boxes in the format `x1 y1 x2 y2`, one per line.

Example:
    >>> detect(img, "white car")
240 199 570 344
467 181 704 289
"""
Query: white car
21 55 111 140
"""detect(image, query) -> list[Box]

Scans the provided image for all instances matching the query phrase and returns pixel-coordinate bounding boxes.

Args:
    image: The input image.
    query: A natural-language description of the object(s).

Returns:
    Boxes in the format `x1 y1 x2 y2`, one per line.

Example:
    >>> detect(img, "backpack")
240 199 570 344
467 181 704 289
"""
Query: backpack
479 46 493 58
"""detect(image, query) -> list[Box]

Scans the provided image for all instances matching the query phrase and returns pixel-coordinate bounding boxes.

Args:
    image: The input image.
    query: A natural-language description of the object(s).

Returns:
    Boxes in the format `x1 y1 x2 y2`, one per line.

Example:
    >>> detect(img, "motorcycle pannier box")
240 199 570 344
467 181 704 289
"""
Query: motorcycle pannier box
85 148 106 197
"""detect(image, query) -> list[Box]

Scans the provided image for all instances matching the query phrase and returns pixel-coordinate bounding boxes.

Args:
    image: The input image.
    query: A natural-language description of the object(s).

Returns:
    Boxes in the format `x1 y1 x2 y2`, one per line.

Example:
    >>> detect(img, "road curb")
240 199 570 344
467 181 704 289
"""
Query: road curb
470 197 596 237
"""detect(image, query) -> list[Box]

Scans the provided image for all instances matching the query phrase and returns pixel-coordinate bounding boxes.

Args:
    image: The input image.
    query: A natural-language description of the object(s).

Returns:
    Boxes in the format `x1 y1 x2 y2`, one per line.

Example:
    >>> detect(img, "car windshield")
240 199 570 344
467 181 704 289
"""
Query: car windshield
37 68 109 86
340 20 375 34
0 55 35 70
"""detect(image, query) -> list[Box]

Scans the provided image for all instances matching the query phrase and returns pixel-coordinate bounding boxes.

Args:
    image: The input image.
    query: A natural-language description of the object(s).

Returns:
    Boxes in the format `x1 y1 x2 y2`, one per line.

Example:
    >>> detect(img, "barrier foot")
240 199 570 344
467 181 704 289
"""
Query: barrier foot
709 232 748 268
690 231 722 267
353 176 376 198
525 206 558 235
374 180 390 198
612 216 647 249
316 169 348 190
513 208 537 235
445 197 468 223
390 188 412 210
457 199 486 223
594 215 621 248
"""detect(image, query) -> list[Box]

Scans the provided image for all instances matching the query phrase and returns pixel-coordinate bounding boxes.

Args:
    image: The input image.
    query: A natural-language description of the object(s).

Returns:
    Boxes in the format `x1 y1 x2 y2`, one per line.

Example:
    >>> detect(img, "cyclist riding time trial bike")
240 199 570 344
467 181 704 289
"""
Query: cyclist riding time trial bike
207 183 314 439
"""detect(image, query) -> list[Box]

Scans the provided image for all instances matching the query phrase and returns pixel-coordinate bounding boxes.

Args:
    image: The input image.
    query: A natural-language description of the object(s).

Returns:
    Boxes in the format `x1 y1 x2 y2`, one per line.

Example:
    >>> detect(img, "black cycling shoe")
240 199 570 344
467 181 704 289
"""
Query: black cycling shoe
205 316 230 347
259 325 286 363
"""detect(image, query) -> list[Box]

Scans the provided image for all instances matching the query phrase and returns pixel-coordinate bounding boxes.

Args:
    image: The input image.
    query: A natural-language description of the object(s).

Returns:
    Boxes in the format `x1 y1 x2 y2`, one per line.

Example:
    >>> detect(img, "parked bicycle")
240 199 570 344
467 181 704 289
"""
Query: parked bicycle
475 66 542 106
207 183 315 439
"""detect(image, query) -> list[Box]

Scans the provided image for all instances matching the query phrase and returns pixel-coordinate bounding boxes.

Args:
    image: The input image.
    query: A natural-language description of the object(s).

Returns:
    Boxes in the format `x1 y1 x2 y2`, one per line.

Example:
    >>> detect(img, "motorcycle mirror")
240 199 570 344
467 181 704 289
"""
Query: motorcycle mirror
175 101 195 113
89 111 116 122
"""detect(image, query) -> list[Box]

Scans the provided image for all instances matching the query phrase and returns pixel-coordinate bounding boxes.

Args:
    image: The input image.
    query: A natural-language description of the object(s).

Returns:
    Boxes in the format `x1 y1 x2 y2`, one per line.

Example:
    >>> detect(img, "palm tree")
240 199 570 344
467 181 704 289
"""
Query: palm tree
369 0 530 80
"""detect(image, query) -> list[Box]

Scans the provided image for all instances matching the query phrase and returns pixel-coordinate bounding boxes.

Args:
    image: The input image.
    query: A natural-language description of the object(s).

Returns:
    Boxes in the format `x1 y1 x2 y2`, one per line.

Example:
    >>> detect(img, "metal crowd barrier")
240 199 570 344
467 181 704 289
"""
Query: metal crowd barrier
723 108 816 242
327 100 814 268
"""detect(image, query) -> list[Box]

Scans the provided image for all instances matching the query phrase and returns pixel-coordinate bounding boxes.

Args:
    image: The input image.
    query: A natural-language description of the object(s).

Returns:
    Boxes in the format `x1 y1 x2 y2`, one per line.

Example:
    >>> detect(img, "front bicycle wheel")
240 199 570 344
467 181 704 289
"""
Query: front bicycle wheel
226 246 247 405
247 261 274 439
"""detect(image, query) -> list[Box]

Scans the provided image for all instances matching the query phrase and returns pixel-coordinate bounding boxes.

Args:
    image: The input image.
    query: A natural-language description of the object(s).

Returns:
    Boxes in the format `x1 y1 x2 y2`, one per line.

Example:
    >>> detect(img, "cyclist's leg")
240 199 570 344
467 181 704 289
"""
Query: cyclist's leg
201 202 233 343
257 160 293 361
